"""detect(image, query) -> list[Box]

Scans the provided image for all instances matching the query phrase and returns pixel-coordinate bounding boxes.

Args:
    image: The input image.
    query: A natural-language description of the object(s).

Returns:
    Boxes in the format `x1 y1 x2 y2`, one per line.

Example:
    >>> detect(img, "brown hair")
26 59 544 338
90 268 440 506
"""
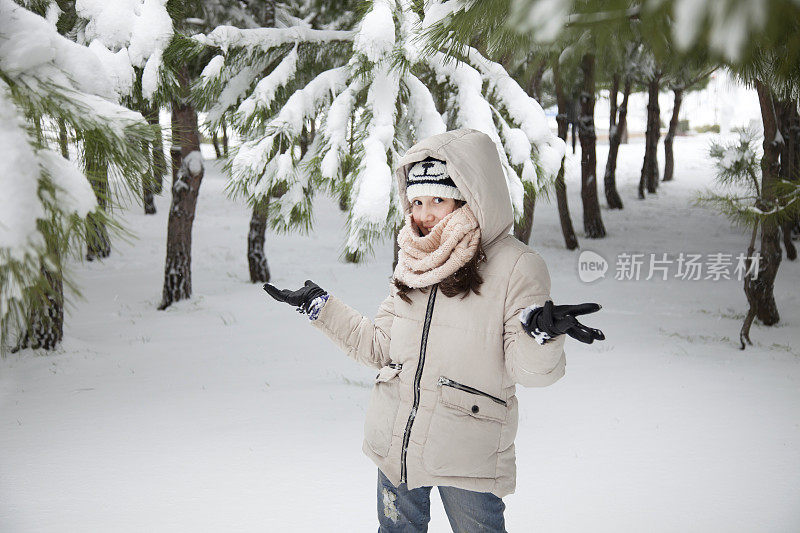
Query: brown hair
393 198 486 303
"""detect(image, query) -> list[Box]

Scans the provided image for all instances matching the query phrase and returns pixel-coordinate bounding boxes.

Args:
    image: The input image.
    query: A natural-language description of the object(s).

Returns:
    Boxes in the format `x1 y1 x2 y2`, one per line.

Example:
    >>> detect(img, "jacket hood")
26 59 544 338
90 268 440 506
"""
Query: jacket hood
395 129 513 247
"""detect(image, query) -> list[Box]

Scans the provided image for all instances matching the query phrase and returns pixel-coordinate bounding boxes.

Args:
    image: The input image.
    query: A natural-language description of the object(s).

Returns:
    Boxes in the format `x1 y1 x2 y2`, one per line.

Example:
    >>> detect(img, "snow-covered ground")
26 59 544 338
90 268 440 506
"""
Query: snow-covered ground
1 135 798 532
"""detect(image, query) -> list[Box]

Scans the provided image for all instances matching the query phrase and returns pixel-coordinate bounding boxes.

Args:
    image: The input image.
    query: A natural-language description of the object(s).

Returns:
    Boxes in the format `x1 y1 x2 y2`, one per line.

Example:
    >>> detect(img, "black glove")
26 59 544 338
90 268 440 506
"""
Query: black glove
263 280 327 314
524 300 605 344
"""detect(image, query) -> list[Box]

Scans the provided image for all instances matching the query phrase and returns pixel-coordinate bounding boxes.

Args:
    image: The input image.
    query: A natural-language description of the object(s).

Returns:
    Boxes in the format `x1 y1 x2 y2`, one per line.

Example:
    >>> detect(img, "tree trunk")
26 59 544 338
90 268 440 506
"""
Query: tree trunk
639 75 661 198
663 88 683 182
604 77 629 209
609 73 619 133
14 257 64 352
776 98 798 260
159 66 204 310
248 199 271 283
58 119 68 158
741 81 782 339
144 104 166 195
513 185 536 244
578 54 606 239
245 0 277 281
221 119 229 158
212 131 222 159
85 137 111 261
142 134 156 215
528 59 546 102
552 62 579 250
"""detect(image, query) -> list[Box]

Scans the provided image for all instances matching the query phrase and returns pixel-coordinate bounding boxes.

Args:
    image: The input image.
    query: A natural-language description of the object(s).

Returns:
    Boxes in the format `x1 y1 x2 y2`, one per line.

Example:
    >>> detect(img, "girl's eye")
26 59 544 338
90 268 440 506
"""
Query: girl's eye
433 197 443 203
413 200 421 206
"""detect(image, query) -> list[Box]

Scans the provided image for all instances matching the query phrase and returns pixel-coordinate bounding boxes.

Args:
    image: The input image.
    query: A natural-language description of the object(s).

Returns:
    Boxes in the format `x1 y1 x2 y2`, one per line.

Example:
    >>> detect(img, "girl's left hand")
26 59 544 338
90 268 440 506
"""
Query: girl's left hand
523 300 605 344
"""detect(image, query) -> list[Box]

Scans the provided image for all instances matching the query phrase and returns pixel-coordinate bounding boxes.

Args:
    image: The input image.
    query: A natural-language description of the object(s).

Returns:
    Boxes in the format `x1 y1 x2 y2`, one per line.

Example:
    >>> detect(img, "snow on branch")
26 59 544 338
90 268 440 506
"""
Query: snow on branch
404 73 446 141
353 0 396 62
464 46 565 181
268 66 349 138
236 45 300 124
424 50 525 213
320 79 363 179
194 25 355 54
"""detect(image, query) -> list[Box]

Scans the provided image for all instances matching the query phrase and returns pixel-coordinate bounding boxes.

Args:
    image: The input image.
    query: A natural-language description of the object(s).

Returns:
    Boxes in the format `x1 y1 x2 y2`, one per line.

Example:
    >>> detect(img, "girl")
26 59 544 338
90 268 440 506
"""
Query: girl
265 129 604 532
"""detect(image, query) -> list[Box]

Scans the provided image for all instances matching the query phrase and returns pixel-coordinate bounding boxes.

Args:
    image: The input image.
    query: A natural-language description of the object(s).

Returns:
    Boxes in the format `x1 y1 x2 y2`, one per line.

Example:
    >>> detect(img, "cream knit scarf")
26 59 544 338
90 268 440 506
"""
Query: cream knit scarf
393 205 481 288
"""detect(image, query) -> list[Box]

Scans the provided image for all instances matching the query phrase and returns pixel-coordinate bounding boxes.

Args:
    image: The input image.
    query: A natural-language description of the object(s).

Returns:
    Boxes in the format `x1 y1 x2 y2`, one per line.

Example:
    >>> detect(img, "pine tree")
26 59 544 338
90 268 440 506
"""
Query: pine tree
0 0 153 352
701 125 799 348
190 0 566 263
51 0 173 219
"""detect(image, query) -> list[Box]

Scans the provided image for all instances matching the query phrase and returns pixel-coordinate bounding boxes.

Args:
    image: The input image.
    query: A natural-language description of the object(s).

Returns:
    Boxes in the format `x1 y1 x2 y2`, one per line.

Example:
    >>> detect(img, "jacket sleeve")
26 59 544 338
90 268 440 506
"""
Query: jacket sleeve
503 251 566 387
310 286 396 370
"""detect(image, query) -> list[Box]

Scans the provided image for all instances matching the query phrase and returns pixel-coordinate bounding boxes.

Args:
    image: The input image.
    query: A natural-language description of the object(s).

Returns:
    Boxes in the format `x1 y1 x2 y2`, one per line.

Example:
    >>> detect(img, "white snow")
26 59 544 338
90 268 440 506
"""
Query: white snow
127 0 172 68
183 150 204 177
269 67 350 137
199 55 225 83
205 66 259 126
404 74 447 141
353 0 396 62
236 45 299 120
141 48 163 100
38 150 98 219
350 65 398 227
74 0 172 97
77 0 137 51
87 40 135 98
0 0 115 100
2 136 798 531
194 25 355 54
0 83 45 257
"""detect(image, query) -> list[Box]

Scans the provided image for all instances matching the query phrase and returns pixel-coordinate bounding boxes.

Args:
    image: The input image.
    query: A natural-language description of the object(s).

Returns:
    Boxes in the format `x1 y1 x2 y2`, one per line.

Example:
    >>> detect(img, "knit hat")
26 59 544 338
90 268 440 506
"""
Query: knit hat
405 157 465 202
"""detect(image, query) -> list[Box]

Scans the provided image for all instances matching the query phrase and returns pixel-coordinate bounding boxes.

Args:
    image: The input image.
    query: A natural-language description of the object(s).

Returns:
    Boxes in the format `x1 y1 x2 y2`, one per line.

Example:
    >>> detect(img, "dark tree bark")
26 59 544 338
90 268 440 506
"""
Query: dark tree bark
604 76 629 209
528 58 546 102
776 98 799 260
245 0 276 281
13 258 64 352
144 103 166 195
247 199 271 283
85 137 111 261
578 54 606 238
142 135 156 215
221 119 229 158
663 88 684 182
58 119 69 158
639 75 662 198
159 65 204 310
552 62 579 250
609 74 619 132
513 185 536 244
139 102 157 215
211 131 222 159
740 81 783 347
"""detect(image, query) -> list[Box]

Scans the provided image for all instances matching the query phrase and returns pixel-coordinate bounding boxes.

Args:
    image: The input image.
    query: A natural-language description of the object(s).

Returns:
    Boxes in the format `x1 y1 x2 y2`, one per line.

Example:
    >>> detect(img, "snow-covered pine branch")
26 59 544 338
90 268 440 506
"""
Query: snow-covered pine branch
197 0 565 260
194 25 355 53
0 0 153 350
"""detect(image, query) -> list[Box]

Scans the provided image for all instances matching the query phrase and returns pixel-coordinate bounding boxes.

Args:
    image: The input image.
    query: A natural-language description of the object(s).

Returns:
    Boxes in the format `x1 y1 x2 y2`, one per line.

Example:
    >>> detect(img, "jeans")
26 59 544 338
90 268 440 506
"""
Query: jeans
377 469 507 532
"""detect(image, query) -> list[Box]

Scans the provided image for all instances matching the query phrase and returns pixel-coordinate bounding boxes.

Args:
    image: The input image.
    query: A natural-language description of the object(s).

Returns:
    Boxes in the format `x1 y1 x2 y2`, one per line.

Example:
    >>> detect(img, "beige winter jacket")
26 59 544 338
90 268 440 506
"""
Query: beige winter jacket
312 129 566 497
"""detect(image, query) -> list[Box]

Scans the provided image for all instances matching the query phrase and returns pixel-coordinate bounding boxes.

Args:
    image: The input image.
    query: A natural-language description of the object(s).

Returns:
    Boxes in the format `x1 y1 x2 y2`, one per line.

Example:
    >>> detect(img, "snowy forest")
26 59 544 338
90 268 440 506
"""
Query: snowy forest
1 0 799 531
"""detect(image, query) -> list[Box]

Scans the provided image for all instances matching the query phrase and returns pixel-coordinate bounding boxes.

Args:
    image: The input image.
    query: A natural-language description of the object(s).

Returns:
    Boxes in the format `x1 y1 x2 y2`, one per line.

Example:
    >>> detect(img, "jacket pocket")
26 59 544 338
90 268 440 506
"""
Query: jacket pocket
422 376 507 478
363 364 402 457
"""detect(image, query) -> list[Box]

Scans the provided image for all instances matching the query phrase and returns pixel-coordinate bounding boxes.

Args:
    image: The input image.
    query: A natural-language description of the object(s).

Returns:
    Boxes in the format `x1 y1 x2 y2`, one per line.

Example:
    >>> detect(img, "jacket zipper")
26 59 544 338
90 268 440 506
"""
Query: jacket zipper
400 285 438 484
437 376 507 406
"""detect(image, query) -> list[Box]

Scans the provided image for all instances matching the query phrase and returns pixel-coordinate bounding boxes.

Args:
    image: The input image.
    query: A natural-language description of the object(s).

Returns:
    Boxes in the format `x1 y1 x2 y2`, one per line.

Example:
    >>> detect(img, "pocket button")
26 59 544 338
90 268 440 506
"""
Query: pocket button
471 405 479 414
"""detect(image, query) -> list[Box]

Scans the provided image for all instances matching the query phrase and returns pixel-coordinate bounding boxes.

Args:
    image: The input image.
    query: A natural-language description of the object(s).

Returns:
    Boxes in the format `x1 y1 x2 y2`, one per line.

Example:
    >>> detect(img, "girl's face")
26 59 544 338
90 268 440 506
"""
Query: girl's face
411 196 458 235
